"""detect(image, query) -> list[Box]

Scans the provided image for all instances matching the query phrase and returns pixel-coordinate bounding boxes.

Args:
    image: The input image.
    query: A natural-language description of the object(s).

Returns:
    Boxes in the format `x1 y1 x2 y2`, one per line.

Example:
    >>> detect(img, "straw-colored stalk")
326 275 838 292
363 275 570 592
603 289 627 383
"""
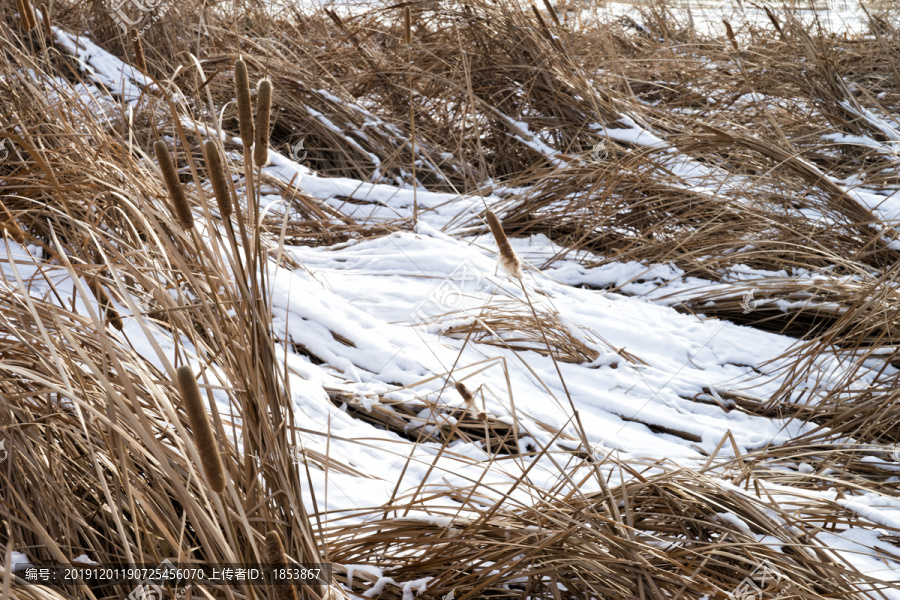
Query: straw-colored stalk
485 210 523 279
253 79 272 168
131 30 147 74
235 58 255 150
153 140 193 230
204 140 233 219
88 277 124 331
266 530 299 600
176 365 226 494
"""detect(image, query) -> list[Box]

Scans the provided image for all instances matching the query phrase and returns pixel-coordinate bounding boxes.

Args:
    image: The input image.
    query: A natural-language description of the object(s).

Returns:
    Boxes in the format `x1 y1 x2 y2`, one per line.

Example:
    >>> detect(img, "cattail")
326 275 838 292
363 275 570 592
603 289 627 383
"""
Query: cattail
13 0 26 27
265 530 287 564
23 0 37 30
153 140 193 230
764 6 784 39
15 0 37 31
455 382 479 419
204 140 233 219
541 0 561 27
234 58 255 150
176 365 225 494
485 210 523 279
39 0 51 40
131 30 147 74
266 531 299 600
0 203 27 245
403 6 411 45
88 277 124 331
723 20 738 52
253 78 272 168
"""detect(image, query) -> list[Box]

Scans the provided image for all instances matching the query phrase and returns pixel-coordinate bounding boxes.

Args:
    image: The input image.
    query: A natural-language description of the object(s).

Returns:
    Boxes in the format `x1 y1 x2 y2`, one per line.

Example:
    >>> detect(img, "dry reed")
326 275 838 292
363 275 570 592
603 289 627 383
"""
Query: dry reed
3 2 900 598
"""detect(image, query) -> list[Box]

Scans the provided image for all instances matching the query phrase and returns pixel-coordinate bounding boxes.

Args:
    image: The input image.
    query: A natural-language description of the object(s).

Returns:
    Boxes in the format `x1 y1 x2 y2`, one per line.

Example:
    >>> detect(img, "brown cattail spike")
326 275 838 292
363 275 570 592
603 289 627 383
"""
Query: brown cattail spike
265 531 299 600
455 382 474 406
253 78 272 168
131 30 147 74
176 365 225 494
24 0 37 30
723 20 738 52
234 59 255 150
0 203 27 245
265 530 286 564
403 6 412 44
16 0 37 30
153 140 193 230
541 0 561 27
764 6 784 39
13 0 26 29
89 277 124 331
485 210 523 279
455 382 478 419
204 141 233 219
40 0 51 40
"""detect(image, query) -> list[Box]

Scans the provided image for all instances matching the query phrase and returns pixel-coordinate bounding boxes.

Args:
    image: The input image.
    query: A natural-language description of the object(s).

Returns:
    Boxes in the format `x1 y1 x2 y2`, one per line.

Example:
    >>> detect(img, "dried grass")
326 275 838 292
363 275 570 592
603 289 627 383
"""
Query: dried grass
2 0 900 598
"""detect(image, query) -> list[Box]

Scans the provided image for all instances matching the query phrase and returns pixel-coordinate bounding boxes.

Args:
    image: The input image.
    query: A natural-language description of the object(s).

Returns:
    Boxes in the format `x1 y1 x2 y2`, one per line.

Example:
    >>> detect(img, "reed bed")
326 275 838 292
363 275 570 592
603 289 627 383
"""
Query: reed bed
325 464 897 600
1 0 900 598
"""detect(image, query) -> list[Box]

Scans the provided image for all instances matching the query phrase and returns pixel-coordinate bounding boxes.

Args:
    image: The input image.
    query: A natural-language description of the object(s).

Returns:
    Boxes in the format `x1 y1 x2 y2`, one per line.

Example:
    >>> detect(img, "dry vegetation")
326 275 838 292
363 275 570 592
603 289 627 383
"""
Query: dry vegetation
1 0 900 599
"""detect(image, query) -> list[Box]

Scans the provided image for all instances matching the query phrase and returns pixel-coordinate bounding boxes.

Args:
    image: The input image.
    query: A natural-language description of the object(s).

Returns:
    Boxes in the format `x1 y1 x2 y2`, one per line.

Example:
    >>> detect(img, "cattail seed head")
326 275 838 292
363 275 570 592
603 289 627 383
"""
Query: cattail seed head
131 30 147 74
723 20 738 51
153 140 193 230
266 531 299 600
403 6 412 45
204 140 233 219
23 0 37 30
764 6 783 37
253 78 272 168
265 530 287 564
176 365 225 494
485 210 523 279
89 277 124 331
455 382 474 406
40 1 51 40
16 0 37 31
13 0 25 29
541 0 561 27
234 58 255 150
0 203 27 245
455 382 479 419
